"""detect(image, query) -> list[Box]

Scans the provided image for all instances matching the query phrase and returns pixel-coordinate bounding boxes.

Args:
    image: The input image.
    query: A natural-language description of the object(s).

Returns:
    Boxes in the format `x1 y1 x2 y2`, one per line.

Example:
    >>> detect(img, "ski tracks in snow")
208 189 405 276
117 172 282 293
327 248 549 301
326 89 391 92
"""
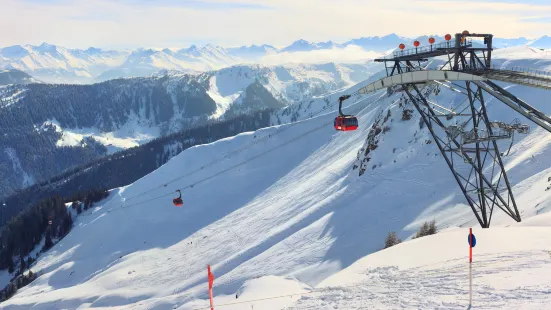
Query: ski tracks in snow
285 249 551 309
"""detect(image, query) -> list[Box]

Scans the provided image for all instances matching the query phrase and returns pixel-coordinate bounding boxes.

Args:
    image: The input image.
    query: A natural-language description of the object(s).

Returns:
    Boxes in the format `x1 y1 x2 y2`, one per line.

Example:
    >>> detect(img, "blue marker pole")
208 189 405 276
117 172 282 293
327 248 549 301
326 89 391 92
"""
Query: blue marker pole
469 228 472 306
468 228 476 307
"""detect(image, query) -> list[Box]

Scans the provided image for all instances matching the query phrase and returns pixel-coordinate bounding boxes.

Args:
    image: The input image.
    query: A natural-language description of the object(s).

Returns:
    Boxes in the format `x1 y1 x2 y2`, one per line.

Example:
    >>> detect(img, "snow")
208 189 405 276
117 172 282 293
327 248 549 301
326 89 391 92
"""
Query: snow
3 47 551 309
289 224 551 309
0 43 129 84
42 118 160 154
180 275 311 310
490 46 551 71
0 86 26 108
205 63 378 118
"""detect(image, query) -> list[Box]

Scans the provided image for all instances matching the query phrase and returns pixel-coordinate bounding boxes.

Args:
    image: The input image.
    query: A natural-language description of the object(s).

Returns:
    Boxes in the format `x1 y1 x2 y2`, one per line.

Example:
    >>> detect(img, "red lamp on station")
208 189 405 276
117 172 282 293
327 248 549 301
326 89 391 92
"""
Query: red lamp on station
413 40 420 53
445 34 452 47
428 37 435 51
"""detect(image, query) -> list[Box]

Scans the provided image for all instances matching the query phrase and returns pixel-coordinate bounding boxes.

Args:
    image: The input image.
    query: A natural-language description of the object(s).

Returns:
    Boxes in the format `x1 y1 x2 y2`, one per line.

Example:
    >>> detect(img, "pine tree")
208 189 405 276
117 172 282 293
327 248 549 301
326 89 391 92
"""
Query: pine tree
413 220 438 239
6 282 15 298
43 232 53 251
26 256 33 268
384 231 402 249
19 256 26 273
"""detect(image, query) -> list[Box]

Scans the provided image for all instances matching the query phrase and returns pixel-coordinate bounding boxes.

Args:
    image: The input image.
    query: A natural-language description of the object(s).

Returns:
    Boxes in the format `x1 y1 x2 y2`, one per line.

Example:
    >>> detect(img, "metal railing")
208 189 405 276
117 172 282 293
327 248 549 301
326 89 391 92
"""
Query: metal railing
463 64 551 76
381 39 473 59
501 66 551 79
462 65 551 89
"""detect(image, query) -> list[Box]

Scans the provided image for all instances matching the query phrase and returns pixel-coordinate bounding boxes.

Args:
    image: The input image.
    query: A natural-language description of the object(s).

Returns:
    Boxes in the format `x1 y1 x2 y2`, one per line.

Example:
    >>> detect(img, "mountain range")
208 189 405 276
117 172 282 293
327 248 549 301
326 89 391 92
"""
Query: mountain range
0 62 380 198
2 34 549 84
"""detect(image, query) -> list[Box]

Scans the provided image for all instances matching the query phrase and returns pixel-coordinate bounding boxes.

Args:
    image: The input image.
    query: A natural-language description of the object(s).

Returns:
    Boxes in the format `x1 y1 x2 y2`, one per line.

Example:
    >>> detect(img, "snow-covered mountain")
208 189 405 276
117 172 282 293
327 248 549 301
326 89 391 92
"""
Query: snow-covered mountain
0 69 39 85
226 44 278 60
97 45 241 82
343 33 410 52
0 62 379 198
0 43 128 84
2 46 551 309
2 34 546 84
529 35 551 49
280 40 343 53
492 37 530 48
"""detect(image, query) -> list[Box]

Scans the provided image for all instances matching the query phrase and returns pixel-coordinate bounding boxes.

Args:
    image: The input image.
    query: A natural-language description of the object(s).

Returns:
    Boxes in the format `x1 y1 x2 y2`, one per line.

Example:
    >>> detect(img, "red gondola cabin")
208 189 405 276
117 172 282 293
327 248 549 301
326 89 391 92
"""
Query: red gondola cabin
173 190 184 207
334 116 358 131
334 94 358 131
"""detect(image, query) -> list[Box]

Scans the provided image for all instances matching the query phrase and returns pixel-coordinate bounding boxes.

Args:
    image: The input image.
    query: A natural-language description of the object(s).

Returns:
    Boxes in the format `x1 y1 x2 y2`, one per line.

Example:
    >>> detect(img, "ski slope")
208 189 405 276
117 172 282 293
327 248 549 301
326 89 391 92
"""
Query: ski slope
3 47 551 309
287 216 551 309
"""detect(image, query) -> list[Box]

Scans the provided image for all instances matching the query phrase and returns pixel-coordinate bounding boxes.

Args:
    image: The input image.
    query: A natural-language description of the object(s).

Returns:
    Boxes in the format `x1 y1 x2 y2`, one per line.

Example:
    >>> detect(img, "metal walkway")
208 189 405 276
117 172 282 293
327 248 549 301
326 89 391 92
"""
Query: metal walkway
356 70 551 133
466 68 551 90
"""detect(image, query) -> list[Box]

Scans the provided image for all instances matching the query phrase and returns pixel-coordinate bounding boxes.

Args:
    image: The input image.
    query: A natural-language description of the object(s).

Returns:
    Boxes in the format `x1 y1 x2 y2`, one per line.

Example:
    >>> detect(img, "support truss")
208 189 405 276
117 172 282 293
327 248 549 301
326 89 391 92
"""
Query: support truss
367 31 551 227
403 82 521 227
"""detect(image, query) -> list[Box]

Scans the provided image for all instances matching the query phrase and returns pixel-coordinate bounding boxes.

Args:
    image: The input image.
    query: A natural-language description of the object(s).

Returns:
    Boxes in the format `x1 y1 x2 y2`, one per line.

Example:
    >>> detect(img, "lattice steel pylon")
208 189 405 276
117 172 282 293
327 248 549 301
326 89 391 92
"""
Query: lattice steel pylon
403 82 521 228
371 31 548 227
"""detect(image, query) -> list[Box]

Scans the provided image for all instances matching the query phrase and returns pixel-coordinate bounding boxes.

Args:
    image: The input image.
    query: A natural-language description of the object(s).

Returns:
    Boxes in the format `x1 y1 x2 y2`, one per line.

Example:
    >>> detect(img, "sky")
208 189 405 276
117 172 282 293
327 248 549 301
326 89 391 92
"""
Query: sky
1 0 550 49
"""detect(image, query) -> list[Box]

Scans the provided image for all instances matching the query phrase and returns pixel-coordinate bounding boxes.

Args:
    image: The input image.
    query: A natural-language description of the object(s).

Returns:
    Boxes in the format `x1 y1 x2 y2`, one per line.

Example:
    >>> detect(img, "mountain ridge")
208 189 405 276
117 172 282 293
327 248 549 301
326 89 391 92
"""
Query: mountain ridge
3 34 546 84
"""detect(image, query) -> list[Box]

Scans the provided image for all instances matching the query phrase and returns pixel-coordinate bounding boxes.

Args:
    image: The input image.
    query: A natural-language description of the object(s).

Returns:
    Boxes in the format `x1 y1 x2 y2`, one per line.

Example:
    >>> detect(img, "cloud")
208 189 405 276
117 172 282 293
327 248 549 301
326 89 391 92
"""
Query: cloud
255 45 382 66
520 16 551 23
113 0 271 10
1 0 551 49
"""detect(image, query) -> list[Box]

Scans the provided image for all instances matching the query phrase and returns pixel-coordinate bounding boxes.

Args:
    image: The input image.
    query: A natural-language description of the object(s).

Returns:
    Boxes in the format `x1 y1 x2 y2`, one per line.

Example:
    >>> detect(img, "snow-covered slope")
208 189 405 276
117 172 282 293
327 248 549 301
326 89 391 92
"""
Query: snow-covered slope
3 47 551 309
206 62 382 118
288 216 551 309
490 46 551 71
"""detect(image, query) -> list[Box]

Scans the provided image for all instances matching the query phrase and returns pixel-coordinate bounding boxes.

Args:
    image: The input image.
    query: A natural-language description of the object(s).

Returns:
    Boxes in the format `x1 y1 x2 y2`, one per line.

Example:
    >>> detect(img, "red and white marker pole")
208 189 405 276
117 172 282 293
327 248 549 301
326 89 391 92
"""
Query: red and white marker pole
208 265 215 310
469 227 473 306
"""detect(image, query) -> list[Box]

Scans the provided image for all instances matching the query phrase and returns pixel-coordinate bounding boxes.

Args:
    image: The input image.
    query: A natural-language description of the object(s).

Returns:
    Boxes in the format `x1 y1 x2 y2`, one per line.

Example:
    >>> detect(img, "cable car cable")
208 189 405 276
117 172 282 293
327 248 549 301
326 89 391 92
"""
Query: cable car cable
122 89 367 202
85 91 385 216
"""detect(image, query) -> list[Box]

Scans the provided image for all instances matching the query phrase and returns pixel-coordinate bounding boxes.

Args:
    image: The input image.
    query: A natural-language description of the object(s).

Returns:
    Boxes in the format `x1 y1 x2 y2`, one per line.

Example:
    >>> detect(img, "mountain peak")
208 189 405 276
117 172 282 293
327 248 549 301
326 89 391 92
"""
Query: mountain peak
382 33 400 39
84 47 102 55
280 39 316 53
35 42 58 53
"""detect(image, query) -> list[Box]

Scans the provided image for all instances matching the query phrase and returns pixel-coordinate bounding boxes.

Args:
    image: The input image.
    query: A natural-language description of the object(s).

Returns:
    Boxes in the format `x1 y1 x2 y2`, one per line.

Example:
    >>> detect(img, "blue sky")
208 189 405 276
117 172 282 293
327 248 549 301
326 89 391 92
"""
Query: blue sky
2 0 550 49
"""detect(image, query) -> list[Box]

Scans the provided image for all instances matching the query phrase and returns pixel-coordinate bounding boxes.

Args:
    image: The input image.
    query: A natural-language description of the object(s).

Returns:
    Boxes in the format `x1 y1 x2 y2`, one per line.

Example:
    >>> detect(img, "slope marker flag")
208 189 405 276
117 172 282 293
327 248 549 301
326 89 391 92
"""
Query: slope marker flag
208 264 215 310
468 228 476 307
